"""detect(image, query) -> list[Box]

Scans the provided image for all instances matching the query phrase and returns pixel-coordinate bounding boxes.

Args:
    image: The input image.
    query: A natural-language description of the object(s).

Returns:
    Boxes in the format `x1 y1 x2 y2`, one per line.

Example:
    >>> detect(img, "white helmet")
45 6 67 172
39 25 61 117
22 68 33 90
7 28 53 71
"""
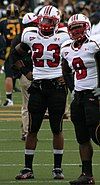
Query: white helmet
38 5 60 37
22 12 37 25
67 13 91 40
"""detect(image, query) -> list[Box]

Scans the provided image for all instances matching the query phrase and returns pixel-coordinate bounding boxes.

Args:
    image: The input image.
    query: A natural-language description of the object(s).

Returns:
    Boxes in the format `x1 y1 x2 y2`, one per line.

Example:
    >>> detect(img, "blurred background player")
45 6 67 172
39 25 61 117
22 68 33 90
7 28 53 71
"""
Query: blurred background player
9 12 38 140
0 34 6 74
0 34 6 105
89 11 100 35
13 0 31 17
0 3 22 106
20 13 38 140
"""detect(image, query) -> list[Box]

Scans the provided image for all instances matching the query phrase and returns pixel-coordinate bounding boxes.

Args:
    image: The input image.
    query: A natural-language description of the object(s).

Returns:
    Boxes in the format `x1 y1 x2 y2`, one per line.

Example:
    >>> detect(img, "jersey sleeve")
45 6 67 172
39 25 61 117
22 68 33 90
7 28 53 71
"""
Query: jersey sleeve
90 34 100 52
21 27 37 47
61 39 72 60
57 28 70 44
21 29 31 45
94 34 100 50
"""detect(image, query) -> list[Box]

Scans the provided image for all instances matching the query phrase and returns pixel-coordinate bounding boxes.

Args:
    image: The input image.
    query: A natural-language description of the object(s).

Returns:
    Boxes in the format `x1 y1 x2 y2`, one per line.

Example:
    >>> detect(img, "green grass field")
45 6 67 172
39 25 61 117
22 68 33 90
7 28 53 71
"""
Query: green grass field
0 73 100 185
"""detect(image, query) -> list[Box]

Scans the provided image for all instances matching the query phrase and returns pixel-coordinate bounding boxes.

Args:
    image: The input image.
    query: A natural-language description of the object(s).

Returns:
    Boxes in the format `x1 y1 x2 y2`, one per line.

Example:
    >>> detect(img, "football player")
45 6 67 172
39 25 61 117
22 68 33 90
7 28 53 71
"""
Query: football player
0 3 22 106
61 14 100 185
11 5 72 180
20 12 38 140
90 11 100 35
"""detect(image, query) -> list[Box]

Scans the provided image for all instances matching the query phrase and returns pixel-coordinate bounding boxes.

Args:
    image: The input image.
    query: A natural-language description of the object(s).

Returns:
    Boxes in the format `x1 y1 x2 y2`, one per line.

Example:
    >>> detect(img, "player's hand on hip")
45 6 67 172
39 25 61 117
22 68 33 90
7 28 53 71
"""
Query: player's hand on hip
71 90 75 101
92 88 100 97
25 72 33 81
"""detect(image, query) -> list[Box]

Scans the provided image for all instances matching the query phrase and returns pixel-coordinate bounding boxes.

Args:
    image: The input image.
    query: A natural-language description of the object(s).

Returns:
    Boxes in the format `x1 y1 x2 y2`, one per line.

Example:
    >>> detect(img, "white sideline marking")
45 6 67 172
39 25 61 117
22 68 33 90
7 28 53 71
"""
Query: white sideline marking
0 110 20 112
0 180 75 184
0 129 20 131
0 128 74 131
0 149 99 153
0 163 100 167
0 181 100 184
0 138 76 141
0 119 69 123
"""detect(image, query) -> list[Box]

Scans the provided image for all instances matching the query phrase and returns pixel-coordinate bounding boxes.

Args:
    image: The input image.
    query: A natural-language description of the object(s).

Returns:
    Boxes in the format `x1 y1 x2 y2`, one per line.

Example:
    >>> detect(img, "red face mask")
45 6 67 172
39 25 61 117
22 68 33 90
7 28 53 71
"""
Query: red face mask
38 16 57 37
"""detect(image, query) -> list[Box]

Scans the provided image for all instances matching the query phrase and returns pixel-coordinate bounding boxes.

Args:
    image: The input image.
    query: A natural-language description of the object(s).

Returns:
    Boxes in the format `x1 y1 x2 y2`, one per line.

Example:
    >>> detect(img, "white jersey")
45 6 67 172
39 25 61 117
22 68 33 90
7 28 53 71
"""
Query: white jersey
21 27 69 80
91 22 100 35
61 34 100 91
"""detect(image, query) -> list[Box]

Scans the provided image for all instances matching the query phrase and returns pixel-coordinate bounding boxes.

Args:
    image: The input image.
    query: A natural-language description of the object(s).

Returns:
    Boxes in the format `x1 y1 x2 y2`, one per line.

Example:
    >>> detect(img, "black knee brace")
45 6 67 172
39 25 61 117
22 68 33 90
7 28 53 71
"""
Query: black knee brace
89 125 100 146
95 124 100 145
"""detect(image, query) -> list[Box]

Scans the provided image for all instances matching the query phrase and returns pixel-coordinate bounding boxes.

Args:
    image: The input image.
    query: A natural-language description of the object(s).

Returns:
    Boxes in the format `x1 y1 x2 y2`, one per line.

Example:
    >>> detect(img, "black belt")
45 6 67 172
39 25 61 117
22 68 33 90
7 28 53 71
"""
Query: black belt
75 89 93 94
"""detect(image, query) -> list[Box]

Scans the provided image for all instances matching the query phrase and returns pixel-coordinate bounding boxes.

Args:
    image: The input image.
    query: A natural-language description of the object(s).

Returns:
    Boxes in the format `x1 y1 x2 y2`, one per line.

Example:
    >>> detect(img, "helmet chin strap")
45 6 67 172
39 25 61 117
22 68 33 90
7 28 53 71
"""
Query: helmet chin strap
38 29 55 38
41 29 54 36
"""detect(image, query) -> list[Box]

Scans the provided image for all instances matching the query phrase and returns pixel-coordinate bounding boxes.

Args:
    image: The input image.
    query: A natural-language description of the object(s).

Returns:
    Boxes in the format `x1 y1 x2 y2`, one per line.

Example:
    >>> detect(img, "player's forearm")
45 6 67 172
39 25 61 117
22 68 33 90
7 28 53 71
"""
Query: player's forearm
62 58 74 92
65 73 74 92
11 43 29 63
11 43 32 77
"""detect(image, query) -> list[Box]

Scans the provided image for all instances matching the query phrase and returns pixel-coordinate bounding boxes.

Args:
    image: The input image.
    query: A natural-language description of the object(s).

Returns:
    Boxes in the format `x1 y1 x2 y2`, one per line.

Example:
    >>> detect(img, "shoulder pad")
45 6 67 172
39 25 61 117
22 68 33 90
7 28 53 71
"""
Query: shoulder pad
89 34 100 49
89 34 100 42
61 39 72 48
22 27 38 41
58 27 68 33
23 27 38 34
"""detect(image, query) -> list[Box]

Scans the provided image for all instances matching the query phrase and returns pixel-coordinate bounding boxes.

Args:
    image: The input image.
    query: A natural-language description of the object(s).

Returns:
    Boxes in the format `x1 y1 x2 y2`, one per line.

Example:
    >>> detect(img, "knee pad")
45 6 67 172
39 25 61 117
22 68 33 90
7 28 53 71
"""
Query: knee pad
89 124 100 146
51 128 62 135
95 124 100 146
51 125 62 134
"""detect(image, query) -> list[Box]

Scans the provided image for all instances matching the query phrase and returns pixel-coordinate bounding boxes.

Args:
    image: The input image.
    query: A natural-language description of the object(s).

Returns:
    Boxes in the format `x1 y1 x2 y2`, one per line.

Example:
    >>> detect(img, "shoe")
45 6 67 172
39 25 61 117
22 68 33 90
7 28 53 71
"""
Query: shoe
3 99 13 107
21 133 27 141
44 113 49 119
52 168 64 179
69 173 95 184
15 168 34 180
44 110 49 119
13 87 21 92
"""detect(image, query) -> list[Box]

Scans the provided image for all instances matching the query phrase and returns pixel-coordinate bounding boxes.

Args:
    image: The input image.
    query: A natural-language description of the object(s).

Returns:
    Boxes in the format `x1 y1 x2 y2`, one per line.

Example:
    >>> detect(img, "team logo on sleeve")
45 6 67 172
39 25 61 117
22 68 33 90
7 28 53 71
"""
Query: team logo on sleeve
64 52 69 56
29 37 35 41
54 37 60 41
